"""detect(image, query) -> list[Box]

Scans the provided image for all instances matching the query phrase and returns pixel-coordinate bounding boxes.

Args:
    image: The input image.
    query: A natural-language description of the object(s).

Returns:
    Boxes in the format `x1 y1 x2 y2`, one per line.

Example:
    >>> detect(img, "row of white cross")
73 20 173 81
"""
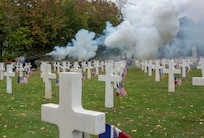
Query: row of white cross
0 62 32 93
1 58 203 138
136 58 204 92
40 60 126 103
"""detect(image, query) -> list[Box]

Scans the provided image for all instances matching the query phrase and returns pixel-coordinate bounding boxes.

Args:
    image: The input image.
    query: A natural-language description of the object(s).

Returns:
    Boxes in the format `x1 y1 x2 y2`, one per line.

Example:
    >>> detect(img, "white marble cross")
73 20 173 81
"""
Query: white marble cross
144 60 148 73
140 60 145 71
98 63 121 108
57 62 61 73
41 64 56 99
197 59 204 77
81 61 87 72
192 59 204 86
179 59 188 77
41 72 105 138
186 59 192 71
113 61 120 76
161 59 168 69
155 60 163 82
70 61 82 72
61 61 69 72
24 62 32 73
0 62 5 80
163 60 181 92
40 62 47 79
93 60 100 75
100 61 105 72
16 63 24 77
134 59 141 68
147 60 153 76
4 65 15 94
53 62 57 72
86 62 93 79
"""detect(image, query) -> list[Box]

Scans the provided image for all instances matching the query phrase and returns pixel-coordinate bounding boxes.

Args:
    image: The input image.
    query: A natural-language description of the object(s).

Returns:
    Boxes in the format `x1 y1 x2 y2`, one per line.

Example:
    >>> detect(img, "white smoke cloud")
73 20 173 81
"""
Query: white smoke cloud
48 0 180 60
159 16 204 58
104 0 180 59
47 29 98 61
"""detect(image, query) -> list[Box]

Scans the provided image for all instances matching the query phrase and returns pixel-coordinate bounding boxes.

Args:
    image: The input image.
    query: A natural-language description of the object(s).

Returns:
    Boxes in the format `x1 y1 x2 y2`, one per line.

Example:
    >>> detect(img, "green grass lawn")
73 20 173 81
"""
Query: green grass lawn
0 67 203 138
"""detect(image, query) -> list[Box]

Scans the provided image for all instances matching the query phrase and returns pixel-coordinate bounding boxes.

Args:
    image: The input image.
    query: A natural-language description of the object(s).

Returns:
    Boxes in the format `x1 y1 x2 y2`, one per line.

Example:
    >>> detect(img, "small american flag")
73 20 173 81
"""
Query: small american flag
82 74 85 81
19 77 28 83
56 80 59 87
120 87 127 96
116 83 121 97
92 71 96 76
177 77 182 86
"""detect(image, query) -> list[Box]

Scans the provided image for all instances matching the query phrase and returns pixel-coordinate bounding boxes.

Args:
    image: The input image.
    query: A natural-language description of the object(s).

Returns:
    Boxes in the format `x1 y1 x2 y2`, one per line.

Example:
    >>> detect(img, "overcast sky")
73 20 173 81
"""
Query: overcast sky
112 0 204 22
179 0 204 22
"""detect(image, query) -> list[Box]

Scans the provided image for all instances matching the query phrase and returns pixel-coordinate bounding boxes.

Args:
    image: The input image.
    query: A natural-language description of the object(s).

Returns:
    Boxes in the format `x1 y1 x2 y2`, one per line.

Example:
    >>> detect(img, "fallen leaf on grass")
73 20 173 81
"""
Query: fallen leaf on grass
27 131 36 134
15 125 19 128
20 113 26 116
131 129 137 132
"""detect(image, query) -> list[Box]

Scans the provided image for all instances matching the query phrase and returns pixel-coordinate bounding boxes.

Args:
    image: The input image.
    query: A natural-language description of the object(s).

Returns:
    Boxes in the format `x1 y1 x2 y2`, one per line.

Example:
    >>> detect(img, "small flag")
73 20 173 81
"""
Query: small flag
25 71 31 78
120 87 127 96
113 127 118 138
177 77 182 86
92 71 96 76
18 76 28 84
122 72 126 82
116 83 121 97
174 76 177 84
56 80 59 87
18 76 21 83
99 124 121 138
99 124 132 138
119 131 132 138
82 74 85 81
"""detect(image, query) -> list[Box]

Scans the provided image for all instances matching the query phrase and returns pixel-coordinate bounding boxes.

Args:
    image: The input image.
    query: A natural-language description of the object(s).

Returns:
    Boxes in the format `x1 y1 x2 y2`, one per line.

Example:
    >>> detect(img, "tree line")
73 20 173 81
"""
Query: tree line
0 0 120 61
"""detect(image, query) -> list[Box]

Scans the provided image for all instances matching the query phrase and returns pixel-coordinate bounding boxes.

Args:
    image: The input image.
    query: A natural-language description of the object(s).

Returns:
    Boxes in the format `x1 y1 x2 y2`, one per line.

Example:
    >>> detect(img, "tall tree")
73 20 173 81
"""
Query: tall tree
86 0 120 33
0 0 11 60
11 0 64 55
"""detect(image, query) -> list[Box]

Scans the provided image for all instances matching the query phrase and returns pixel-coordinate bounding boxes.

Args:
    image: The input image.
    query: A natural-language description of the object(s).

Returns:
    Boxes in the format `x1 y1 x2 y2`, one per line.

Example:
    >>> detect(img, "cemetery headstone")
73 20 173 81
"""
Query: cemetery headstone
0 62 5 80
163 60 181 92
144 60 148 73
93 60 100 75
192 77 204 86
155 60 163 82
61 61 69 72
70 61 82 72
16 63 24 77
192 59 204 86
53 62 57 72
41 64 56 99
98 63 121 108
179 59 188 77
86 62 93 79
197 59 204 77
41 72 105 138
4 64 15 94
147 60 153 76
